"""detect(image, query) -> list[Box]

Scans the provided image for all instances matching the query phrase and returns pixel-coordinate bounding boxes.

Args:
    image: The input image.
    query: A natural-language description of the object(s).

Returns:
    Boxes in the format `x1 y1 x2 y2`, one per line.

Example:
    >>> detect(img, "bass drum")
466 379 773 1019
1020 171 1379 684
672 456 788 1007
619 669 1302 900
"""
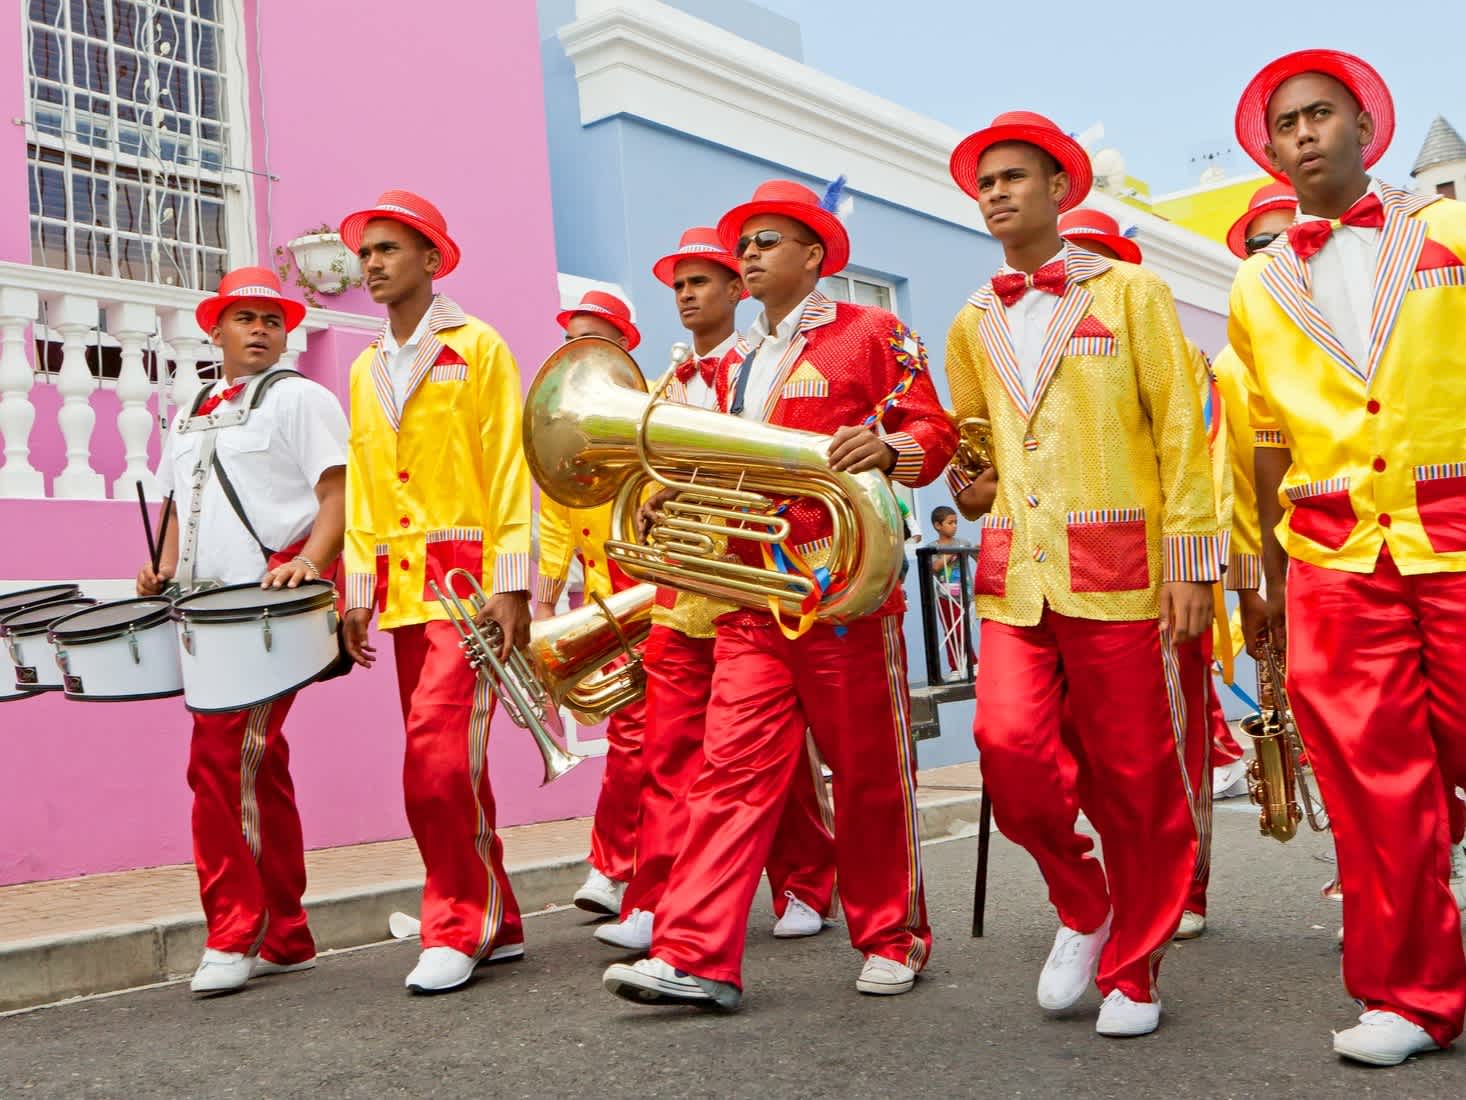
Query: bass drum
172 581 339 714
50 598 183 702
0 585 83 701
0 598 98 694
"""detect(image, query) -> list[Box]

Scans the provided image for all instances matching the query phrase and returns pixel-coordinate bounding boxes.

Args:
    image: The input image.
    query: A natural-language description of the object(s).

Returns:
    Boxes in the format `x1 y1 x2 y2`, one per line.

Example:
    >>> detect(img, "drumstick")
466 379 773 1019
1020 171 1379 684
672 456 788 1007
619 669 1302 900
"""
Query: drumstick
137 481 157 572
153 492 175 577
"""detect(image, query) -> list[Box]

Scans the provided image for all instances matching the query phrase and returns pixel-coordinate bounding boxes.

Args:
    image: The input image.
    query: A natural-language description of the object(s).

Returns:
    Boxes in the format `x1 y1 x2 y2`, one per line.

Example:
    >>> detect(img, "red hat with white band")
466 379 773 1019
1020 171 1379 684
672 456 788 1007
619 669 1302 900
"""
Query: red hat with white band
195 266 306 333
1234 49 1394 182
556 290 641 351
950 111 1092 212
339 189 461 278
1058 207 1141 264
652 226 748 296
1225 182 1299 258
716 179 852 277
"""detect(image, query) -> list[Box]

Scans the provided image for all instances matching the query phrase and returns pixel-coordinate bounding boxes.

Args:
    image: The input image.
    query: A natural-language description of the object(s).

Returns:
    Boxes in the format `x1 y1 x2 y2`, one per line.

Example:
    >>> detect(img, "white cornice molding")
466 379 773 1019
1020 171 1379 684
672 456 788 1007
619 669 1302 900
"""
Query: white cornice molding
558 0 1237 313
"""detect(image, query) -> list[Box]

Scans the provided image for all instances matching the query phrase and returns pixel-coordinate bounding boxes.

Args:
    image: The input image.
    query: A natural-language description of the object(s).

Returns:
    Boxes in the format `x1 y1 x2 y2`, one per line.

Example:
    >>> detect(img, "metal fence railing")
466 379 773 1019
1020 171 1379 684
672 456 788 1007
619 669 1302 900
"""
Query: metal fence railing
913 545 978 688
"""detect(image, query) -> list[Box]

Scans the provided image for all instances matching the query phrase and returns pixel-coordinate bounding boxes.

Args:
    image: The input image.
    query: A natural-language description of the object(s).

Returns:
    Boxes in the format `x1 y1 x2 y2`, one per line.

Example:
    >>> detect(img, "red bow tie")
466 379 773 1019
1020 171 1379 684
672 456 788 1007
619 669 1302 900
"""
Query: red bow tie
675 356 719 387
195 382 247 417
1287 192 1385 261
991 260 1067 308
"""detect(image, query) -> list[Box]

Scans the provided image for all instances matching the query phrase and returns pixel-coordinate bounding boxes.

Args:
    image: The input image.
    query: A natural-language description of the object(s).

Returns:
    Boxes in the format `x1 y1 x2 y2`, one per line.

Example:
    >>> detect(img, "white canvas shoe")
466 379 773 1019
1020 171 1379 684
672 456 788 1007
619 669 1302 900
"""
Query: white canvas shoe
190 949 258 995
856 955 917 995
1332 1010 1439 1066
1173 911 1206 940
1036 911 1111 1011
1096 989 1162 1037
405 946 478 994
1449 842 1466 910
603 956 741 1011
254 955 316 976
1212 759 1249 799
772 892 825 938
574 869 626 916
594 908 654 951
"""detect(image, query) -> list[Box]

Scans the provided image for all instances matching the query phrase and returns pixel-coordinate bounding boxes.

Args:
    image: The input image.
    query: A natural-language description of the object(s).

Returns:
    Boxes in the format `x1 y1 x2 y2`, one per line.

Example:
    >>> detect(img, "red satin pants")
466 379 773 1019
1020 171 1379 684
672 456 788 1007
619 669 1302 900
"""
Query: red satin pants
652 615 929 988
622 625 835 919
1287 551 1466 1046
394 621 523 956
977 611 1198 1003
188 693 314 962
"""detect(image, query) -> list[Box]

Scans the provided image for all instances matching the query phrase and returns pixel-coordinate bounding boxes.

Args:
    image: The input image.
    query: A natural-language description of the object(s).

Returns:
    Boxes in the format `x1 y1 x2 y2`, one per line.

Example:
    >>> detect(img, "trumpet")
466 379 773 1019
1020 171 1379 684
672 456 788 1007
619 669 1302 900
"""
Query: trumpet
954 416 995 477
429 569 583 785
1241 635 1328 842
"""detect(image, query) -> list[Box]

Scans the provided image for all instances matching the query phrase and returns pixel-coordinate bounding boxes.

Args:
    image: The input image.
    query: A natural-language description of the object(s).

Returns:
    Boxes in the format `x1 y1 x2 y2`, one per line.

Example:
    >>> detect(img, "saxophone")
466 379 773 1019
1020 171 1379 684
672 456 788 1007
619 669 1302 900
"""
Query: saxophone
1241 637 1328 842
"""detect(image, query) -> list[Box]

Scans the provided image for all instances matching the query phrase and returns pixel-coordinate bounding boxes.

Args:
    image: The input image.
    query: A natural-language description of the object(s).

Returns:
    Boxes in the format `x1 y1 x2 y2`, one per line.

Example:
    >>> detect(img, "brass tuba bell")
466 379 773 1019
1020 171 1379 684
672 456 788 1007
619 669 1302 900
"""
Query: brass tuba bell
525 583 655 724
522 337 903 631
954 416 995 477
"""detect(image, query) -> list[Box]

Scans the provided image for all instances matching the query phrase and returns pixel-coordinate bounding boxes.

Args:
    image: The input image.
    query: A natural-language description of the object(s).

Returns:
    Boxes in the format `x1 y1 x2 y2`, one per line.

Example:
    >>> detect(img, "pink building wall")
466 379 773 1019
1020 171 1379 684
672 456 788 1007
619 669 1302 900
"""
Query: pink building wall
0 2 594 886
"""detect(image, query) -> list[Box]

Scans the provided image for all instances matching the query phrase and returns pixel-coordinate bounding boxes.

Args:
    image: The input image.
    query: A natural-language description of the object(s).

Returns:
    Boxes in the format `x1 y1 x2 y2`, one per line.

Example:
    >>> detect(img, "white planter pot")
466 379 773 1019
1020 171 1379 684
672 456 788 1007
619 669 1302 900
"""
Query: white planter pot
286 233 362 297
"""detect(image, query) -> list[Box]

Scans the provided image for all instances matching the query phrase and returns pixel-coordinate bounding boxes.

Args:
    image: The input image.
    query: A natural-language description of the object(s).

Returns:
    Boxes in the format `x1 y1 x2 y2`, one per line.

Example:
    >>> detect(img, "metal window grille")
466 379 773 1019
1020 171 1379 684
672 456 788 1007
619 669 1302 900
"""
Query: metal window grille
25 0 238 291
819 272 895 312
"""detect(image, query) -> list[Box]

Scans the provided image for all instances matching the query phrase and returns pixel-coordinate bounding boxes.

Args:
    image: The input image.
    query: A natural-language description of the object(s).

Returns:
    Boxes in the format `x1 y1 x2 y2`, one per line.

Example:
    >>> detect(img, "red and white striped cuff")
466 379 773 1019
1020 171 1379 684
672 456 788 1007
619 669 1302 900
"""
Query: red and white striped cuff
534 573 565 605
1161 533 1221 584
1226 551 1262 591
493 552 531 595
944 463 975 499
345 572 375 612
884 432 925 484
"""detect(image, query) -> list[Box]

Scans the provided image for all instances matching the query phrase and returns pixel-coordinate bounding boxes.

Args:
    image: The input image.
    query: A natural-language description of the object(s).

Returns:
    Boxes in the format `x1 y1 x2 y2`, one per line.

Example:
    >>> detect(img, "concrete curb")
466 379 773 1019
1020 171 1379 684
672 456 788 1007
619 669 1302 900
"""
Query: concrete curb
0 793 983 1013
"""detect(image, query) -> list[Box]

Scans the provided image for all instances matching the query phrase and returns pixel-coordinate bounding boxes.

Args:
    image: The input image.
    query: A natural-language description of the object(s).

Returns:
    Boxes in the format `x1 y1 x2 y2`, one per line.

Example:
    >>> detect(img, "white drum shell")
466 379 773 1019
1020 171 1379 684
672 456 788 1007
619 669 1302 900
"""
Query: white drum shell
177 605 337 713
56 617 183 701
7 631 63 691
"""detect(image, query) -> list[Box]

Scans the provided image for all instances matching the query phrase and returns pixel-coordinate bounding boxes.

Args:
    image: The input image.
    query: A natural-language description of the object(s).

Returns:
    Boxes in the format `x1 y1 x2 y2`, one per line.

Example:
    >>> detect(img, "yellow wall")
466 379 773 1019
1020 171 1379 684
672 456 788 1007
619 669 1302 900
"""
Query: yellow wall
1151 175 1270 245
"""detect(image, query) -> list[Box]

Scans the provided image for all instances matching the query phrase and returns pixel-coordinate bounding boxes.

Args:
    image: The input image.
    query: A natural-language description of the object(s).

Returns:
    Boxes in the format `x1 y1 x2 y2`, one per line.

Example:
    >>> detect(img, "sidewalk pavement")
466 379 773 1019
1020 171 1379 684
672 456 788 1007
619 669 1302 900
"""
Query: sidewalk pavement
0 762 983 1013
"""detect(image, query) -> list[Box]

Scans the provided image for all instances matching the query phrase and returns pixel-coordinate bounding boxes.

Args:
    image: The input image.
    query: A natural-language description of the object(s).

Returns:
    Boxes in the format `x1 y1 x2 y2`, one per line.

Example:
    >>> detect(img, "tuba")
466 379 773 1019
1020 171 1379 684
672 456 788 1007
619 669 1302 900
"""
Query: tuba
522 337 903 630
954 416 995 477
1241 636 1328 842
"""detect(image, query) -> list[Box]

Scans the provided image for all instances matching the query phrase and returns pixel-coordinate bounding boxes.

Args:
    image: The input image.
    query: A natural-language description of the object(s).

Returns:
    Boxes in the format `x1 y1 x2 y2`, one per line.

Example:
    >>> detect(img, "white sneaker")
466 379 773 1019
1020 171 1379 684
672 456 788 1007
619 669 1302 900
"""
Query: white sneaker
1332 1010 1439 1066
405 946 478 994
1212 759 1249 799
1449 842 1466 910
603 956 741 1011
856 954 917 995
255 955 316 976
594 908 654 951
1036 911 1111 1011
1096 989 1162 1037
1173 911 1206 940
574 868 626 916
190 949 258 995
772 892 825 938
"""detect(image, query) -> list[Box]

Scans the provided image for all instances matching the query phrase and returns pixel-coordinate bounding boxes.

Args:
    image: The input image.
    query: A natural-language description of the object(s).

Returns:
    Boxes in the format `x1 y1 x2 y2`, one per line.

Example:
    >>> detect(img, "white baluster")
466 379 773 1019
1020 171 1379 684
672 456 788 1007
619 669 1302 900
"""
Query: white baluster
0 287 43 498
280 324 309 372
50 294 105 499
109 301 159 499
162 309 207 419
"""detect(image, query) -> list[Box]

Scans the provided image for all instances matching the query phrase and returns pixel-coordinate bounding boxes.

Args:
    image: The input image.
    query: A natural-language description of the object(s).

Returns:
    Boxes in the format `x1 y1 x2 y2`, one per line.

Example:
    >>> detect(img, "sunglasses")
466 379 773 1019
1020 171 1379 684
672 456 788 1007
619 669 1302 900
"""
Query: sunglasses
734 229 816 258
1244 231 1282 255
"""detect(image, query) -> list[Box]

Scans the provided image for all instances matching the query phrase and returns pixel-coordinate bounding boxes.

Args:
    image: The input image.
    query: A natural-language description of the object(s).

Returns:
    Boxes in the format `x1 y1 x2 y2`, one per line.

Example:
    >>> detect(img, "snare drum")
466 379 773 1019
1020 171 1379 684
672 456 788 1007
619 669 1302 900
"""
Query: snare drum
0 599 98 694
49 598 183 702
172 581 340 714
0 585 83 701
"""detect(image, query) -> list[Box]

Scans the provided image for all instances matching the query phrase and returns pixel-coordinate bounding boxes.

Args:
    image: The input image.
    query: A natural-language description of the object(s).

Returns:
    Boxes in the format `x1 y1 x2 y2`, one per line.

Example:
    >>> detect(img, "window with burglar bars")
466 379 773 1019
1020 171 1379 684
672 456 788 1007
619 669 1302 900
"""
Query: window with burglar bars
25 0 249 292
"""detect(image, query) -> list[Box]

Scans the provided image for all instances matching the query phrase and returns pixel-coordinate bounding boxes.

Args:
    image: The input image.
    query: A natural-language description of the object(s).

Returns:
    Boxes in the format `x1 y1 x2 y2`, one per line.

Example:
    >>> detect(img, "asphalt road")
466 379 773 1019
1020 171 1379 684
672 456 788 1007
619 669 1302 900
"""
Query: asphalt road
2 805 1460 1099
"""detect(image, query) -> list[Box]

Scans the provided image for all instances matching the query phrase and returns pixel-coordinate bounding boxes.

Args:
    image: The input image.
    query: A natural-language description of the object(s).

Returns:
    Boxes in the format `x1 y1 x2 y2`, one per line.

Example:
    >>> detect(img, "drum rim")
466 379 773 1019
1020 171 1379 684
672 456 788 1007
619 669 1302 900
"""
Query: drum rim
0 584 82 614
0 599 100 637
62 685 184 702
171 580 336 624
49 597 175 644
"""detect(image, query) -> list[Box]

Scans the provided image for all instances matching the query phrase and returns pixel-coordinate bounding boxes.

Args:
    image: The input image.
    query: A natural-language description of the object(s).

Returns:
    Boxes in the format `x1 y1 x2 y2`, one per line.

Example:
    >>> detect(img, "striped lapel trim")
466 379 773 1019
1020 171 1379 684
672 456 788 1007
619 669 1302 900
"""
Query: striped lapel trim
368 295 469 432
734 291 838 421
1379 181 1440 218
1026 247 1109 416
970 284 1029 416
1366 206 1427 385
1257 246 1359 379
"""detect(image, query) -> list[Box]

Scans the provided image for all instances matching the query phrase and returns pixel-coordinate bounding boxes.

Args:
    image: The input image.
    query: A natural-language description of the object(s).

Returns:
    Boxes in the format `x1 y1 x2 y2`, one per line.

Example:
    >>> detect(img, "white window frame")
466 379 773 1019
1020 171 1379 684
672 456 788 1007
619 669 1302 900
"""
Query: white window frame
819 270 898 313
22 0 257 290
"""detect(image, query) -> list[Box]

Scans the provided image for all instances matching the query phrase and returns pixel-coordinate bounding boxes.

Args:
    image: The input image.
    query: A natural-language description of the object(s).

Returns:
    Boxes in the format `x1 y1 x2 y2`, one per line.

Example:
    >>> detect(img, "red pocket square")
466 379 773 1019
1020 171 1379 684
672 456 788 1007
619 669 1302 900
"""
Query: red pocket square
433 345 466 366
1415 238 1464 272
1072 315 1115 339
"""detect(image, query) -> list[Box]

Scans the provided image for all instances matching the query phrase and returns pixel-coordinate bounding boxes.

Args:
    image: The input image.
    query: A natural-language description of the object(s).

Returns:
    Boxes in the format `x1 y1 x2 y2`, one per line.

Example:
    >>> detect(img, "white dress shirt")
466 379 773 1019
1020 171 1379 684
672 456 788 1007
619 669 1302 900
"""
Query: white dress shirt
685 331 738 412
380 305 435 413
1295 178 1383 368
996 246 1068 401
733 292 817 420
156 367 350 585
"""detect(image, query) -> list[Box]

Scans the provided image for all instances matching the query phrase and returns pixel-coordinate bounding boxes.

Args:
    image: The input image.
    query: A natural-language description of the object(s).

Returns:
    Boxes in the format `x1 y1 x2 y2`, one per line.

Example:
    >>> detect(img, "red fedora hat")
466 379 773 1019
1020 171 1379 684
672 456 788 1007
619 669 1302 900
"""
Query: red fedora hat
716 179 851 277
652 226 748 297
556 290 641 351
1059 207 1142 264
195 266 306 333
339 189 461 278
950 111 1092 213
1235 50 1394 181
1225 182 1299 258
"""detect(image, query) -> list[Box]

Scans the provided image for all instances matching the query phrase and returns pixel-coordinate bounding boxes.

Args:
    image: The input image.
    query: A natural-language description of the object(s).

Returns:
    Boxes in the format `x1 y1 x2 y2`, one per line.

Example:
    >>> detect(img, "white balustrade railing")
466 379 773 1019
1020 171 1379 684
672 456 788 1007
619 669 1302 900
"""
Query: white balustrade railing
0 261 374 501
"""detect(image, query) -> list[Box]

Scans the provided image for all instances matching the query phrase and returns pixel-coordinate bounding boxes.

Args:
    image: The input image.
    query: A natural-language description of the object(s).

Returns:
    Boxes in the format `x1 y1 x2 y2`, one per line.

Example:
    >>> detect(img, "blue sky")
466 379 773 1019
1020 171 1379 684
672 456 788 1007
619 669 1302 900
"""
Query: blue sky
756 0 1460 195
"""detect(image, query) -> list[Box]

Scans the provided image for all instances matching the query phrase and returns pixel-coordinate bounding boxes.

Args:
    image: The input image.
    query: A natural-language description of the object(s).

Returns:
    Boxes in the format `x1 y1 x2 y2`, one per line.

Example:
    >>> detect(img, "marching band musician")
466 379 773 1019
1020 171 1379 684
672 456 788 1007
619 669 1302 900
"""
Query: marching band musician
137 266 348 995
944 113 1216 1037
338 190 532 995
1056 207 1233 942
1230 50 1466 1063
603 180 957 1011
541 290 648 919
593 227 836 952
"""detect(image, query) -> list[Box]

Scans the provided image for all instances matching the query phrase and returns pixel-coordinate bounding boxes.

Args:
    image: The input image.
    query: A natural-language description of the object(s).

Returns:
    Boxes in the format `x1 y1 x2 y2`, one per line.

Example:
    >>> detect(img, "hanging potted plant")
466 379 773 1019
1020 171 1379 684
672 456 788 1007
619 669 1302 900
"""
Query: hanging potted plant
275 223 363 306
